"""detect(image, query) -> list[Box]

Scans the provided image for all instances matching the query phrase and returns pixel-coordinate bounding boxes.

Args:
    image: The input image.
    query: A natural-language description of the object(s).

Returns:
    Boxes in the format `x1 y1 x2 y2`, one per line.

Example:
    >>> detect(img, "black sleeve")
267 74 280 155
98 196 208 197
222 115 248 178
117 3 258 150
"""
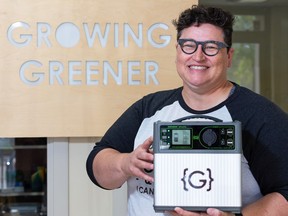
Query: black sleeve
86 99 144 187
246 103 288 199
227 86 288 200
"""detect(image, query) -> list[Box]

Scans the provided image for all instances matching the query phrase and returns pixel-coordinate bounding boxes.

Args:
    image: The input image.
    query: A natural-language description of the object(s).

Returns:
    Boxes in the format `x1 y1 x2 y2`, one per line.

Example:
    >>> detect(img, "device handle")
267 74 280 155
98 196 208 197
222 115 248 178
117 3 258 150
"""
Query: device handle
173 115 223 122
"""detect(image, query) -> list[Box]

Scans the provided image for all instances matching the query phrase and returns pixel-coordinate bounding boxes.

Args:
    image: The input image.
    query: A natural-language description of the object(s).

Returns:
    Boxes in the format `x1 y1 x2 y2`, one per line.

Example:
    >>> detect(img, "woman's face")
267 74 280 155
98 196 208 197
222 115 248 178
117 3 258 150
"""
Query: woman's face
175 23 234 94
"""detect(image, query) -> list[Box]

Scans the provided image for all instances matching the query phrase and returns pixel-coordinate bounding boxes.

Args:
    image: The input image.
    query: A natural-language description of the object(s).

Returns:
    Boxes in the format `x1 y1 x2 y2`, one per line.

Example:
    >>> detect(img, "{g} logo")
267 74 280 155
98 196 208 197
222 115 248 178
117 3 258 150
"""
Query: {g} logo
181 168 214 192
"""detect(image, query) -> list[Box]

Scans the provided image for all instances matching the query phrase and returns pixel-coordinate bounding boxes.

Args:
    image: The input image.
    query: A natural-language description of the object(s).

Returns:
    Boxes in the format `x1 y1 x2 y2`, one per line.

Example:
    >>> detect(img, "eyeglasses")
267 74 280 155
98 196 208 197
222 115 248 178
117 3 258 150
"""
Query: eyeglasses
178 39 229 56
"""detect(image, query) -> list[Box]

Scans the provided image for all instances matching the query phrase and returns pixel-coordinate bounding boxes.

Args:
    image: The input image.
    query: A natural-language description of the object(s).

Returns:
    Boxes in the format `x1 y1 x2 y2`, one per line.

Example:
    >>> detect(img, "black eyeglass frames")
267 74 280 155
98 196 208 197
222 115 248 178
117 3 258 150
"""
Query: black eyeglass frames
178 39 230 56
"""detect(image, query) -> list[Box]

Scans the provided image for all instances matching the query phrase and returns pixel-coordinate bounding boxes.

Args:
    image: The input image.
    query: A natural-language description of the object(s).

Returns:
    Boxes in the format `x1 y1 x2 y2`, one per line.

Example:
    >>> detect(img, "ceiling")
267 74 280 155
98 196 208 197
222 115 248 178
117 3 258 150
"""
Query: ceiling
200 0 288 7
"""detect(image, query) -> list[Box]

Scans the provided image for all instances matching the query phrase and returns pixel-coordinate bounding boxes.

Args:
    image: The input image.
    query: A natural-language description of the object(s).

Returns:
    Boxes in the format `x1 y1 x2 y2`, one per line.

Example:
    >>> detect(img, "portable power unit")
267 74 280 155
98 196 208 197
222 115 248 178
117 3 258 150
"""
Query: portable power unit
153 115 242 213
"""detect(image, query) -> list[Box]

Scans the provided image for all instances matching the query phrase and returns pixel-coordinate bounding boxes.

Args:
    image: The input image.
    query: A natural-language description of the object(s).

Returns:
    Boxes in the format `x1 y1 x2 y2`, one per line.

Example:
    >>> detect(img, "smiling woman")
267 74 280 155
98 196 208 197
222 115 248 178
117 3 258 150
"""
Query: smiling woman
86 5 288 216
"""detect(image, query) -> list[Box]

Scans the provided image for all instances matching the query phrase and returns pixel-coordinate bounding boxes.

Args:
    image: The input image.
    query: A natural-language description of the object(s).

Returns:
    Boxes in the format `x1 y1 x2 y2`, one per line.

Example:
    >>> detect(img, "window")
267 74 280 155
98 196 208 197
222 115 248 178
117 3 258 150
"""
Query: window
228 43 260 93
234 15 265 31
0 138 47 216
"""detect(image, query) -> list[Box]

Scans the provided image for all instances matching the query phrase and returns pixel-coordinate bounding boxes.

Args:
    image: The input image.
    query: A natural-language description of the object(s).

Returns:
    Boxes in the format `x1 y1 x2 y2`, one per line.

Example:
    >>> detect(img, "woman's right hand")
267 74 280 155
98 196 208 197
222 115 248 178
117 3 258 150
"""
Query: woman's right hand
121 137 154 183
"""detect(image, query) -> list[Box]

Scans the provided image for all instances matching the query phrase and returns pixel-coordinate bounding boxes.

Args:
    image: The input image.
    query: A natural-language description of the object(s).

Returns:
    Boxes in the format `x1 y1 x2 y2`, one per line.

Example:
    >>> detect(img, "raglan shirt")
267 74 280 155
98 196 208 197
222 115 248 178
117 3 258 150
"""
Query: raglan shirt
86 83 288 216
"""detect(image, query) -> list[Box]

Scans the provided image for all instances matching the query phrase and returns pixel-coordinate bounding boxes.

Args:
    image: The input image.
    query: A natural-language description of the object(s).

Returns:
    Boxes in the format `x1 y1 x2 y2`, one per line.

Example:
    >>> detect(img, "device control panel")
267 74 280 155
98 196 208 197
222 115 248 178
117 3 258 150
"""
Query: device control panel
153 120 241 153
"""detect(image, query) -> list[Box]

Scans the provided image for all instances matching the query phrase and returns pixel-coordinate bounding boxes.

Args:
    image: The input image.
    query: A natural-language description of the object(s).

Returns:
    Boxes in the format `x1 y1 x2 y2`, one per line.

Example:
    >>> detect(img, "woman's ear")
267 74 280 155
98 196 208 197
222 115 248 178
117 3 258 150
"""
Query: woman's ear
227 47 234 68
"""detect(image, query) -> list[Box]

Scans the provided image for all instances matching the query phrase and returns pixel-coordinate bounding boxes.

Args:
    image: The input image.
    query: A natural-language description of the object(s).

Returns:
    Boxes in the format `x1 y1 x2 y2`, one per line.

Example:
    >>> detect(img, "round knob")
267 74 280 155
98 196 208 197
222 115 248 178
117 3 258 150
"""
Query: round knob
202 129 217 146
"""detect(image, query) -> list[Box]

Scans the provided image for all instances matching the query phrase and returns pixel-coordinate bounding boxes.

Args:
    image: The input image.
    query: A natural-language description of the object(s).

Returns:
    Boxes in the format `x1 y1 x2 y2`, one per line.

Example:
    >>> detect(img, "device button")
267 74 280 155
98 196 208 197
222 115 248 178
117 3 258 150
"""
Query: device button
202 129 217 146
227 138 234 146
227 128 234 137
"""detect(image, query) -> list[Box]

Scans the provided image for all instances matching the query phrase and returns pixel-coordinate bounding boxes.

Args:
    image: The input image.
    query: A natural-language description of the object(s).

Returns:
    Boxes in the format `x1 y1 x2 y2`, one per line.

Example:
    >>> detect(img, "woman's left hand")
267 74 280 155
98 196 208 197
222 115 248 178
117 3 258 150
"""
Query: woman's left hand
168 207 236 216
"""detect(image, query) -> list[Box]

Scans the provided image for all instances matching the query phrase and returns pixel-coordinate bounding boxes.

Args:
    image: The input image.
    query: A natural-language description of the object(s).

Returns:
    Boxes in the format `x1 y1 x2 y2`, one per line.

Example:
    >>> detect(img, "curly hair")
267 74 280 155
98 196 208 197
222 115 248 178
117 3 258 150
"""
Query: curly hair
172 5 235 47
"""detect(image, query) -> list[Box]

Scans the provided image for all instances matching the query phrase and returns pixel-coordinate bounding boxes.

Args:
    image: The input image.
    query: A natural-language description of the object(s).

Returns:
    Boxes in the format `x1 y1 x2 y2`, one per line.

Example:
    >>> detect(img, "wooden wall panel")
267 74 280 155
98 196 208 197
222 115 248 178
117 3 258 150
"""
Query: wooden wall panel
0 0 197 137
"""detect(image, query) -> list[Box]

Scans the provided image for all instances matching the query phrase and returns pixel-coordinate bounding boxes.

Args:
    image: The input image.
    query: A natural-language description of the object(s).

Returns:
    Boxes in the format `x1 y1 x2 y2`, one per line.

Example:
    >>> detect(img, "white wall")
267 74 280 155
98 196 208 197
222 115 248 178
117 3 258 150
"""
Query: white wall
68 137 127 216
48 137 127 216
48 138 69 216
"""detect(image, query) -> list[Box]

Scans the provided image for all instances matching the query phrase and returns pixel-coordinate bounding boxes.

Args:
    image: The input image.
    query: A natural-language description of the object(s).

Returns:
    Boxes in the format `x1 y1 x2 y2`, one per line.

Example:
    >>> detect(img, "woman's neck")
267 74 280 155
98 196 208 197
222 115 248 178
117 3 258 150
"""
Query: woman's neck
182 81 234 111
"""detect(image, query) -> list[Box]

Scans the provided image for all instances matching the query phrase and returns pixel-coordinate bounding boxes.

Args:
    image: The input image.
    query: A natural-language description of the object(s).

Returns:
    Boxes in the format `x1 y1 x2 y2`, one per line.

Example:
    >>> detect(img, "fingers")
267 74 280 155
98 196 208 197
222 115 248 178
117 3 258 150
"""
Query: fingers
142 136 153 148
173 207 205 216
134 137 154 182
123 137 154 182
136 137 154 164
172 207 233 216
206 208 221 215
206 208 235 216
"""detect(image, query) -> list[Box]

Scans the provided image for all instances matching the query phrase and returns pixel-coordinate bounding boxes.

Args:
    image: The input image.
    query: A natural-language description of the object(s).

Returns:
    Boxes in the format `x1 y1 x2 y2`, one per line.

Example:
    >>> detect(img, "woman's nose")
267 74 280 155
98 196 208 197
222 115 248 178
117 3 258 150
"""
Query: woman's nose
192 46 206 61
